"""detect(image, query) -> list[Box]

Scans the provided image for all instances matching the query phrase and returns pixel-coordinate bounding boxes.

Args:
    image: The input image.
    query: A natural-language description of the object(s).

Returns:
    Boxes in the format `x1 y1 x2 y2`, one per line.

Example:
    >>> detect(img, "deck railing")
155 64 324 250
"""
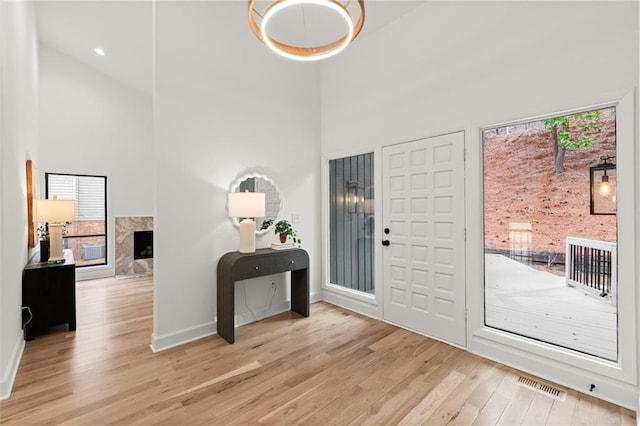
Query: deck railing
565 237 617 306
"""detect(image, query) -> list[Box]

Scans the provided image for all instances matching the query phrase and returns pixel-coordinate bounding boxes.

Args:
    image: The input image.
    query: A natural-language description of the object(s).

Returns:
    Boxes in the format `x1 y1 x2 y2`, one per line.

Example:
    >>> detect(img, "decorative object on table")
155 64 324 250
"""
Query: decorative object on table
271 242 296 250
589 155 616 215
247 0 365 62
37 225 51 262
33 196 75 263
260 219 301 247
228 191 266 253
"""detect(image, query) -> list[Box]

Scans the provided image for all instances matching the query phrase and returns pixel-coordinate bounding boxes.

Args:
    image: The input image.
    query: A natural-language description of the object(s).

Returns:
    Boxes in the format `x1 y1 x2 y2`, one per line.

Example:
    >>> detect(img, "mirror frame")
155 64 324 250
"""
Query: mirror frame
229 172 282 236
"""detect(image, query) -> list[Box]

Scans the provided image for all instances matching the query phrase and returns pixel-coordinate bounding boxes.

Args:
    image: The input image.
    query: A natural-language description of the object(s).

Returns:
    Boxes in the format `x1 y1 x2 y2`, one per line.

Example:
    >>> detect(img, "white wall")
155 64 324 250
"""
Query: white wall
152 2 321 350
320 1 638 410
321 2 637 150
637 2 640 414
38 45 153 279
0 0 39 400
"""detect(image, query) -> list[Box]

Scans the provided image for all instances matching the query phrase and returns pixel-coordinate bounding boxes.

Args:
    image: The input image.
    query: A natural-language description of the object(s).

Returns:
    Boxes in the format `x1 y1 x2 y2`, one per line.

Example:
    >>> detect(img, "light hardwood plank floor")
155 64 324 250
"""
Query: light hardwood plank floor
0 276 636 425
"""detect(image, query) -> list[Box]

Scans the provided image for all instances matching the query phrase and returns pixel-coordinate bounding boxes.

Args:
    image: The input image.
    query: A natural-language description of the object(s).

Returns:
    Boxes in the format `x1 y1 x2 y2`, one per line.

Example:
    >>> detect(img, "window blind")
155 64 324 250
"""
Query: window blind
47 174 106 221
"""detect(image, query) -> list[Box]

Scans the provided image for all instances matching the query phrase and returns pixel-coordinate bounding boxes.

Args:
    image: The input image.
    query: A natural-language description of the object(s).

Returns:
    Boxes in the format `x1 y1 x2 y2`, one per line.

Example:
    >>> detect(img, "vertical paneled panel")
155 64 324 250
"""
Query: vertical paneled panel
329 153 375 293
329 160 337 284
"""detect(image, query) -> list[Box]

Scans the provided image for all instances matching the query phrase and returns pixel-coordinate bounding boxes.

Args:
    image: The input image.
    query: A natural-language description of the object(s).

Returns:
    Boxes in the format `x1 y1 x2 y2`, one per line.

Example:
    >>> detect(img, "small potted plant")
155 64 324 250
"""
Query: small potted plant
37 225 50 262
260 219 301 246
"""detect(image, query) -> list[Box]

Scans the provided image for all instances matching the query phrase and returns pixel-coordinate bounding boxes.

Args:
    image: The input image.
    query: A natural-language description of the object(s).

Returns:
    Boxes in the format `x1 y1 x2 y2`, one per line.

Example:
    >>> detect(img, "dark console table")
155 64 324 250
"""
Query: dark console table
217 248 309 344
22 249 76 341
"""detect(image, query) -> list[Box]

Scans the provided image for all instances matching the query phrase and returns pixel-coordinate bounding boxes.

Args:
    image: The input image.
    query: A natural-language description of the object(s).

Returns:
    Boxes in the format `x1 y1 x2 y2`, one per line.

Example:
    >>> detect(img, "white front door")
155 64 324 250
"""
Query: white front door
382 132 466 346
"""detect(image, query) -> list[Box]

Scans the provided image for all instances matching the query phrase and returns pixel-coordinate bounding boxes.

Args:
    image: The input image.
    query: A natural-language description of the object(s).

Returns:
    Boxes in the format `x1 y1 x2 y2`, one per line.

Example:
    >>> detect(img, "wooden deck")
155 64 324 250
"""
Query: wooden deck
485 254 617 361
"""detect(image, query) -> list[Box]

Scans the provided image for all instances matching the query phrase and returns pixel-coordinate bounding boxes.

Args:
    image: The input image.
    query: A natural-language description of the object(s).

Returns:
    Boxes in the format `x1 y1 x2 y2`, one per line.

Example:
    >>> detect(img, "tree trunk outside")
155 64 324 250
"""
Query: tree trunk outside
554 145 566 174
551 127 565 174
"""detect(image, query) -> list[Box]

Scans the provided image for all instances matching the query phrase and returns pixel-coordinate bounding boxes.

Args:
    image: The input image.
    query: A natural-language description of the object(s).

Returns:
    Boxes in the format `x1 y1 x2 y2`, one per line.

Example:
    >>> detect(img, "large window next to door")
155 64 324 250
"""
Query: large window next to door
483 107 618 361
329 153 374 293
46 173 108 268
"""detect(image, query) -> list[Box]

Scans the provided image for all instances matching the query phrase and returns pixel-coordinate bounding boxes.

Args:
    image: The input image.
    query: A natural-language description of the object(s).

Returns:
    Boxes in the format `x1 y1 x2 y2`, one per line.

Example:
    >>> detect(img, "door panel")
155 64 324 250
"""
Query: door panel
382 132 466 346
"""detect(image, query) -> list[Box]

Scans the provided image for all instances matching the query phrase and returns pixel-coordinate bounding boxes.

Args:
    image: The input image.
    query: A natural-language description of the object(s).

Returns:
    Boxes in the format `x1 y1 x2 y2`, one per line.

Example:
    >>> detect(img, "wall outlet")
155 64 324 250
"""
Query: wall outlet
291 213 300 223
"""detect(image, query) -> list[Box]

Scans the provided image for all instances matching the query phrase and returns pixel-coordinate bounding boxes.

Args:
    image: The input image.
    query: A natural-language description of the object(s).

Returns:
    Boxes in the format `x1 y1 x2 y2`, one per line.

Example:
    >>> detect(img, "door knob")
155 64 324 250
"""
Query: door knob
382 240 390 246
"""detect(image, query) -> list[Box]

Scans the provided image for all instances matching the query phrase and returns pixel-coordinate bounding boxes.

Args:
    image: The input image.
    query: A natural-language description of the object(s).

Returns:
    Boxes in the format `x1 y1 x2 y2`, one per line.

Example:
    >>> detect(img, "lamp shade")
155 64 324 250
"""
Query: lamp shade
228 192 266 218
34 199 76 223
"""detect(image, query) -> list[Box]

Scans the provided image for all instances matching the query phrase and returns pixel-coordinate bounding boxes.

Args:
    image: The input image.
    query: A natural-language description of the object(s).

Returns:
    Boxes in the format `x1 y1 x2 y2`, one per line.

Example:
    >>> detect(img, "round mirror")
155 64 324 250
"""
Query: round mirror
229 173 282 235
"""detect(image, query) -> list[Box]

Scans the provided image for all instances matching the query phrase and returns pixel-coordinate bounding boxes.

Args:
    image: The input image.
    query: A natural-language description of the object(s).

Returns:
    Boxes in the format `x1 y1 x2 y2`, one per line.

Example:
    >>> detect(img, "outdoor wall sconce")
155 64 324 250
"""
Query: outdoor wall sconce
590 155 616 215
346 180 360 214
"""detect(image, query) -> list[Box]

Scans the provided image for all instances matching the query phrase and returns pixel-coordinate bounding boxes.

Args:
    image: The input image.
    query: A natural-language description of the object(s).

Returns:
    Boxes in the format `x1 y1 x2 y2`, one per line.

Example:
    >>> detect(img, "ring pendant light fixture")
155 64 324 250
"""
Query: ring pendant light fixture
248 0 365 61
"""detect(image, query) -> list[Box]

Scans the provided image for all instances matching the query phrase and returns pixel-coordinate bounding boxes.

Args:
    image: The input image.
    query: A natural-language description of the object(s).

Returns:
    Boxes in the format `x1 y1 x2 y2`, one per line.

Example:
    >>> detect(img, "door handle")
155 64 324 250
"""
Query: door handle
382 240 390 246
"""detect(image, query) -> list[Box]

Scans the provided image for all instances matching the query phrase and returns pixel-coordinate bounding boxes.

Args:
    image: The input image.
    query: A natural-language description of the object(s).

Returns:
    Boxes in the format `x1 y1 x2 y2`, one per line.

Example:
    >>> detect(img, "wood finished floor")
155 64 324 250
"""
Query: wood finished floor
0 276 636 425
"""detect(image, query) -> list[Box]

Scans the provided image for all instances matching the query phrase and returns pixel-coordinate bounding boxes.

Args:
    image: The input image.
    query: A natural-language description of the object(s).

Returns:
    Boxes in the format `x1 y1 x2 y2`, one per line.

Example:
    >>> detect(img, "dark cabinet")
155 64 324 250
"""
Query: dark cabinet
217 248 309 344
22 250 76 341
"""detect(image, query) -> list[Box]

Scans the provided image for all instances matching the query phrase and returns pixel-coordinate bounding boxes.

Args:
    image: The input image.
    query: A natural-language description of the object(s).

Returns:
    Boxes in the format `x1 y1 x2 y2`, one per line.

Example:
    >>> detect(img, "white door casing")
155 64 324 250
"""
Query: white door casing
382 131 466 347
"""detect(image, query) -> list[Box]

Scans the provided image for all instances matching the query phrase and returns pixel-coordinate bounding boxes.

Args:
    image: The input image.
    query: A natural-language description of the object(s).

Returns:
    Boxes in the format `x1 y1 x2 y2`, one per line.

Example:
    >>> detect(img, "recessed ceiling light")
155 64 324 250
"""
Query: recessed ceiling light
94 48 105 56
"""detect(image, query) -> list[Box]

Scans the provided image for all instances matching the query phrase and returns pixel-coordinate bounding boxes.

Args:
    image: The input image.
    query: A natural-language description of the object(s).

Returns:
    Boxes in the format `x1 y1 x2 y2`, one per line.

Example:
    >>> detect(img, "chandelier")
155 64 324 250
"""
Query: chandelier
248 0 365 61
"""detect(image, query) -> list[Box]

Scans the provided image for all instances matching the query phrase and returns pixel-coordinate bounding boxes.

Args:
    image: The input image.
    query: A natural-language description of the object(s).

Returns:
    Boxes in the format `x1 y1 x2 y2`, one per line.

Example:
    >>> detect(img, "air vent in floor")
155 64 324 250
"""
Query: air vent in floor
514 375 567 401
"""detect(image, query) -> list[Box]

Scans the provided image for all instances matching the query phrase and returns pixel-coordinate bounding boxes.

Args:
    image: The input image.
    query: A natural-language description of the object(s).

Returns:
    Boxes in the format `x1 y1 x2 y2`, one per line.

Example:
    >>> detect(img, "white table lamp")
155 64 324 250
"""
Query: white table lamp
34 196 75 262
228 191 265 253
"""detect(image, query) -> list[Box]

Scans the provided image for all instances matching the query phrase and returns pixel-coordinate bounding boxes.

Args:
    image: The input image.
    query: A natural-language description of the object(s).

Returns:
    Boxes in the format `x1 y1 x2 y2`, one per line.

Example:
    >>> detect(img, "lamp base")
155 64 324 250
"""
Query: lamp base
238 219 256 253
48 223 65 262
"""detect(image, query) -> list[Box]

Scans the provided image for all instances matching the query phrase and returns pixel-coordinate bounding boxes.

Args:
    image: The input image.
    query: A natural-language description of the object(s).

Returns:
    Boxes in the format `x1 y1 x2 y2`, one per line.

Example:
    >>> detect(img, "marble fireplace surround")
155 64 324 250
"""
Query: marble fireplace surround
116 216 153 277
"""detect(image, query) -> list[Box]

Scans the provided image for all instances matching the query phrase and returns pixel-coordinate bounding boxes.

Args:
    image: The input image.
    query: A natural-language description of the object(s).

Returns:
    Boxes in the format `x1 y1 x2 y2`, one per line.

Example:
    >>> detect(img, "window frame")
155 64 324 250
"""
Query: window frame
465 94 637 406
45 172 108 268
321 148 381 320
480 105 618 362
327 152 375 294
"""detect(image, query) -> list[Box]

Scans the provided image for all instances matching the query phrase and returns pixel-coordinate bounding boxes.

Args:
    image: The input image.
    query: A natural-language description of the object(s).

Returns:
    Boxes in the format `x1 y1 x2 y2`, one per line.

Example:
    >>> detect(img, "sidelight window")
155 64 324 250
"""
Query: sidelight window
329 153 375 293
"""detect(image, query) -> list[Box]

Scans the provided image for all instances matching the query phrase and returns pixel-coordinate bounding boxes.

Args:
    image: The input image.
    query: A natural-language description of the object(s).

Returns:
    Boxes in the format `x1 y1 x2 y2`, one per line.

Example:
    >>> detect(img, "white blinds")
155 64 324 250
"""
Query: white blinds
48 174 106 221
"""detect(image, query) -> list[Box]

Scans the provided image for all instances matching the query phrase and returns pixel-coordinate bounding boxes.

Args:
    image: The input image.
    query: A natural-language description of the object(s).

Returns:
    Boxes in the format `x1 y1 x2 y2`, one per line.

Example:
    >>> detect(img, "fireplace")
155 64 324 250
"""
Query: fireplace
115 216 153 277
134 231 153 260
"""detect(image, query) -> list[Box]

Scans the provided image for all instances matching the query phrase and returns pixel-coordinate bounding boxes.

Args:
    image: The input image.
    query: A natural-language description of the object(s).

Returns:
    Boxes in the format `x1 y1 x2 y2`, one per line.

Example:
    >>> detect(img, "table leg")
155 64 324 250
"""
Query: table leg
291 268 309 317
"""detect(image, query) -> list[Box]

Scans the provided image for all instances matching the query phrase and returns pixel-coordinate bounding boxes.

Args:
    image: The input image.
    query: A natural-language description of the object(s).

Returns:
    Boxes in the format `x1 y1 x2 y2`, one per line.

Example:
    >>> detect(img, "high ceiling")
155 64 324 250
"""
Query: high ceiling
35 1 424 94
36 1 154 94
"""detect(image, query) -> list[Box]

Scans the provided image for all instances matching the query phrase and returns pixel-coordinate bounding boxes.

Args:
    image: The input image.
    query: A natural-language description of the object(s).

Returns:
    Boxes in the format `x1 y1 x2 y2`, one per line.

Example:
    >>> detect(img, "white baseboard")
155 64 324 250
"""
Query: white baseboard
471 332 639 411
321 289 379 319
310 291 321 303
150 300 298 352
75 265 115 281
0 335 25 401
150 321 216 353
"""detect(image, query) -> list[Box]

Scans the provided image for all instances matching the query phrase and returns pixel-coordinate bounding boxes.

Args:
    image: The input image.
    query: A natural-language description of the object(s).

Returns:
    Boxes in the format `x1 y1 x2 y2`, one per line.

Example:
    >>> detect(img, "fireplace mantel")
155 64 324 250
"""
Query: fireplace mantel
115 216 153 277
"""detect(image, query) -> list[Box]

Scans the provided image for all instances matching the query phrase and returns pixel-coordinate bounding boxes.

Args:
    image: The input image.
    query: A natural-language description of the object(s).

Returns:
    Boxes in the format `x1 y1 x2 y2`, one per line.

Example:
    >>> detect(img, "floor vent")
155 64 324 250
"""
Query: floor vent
514 375 566 401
